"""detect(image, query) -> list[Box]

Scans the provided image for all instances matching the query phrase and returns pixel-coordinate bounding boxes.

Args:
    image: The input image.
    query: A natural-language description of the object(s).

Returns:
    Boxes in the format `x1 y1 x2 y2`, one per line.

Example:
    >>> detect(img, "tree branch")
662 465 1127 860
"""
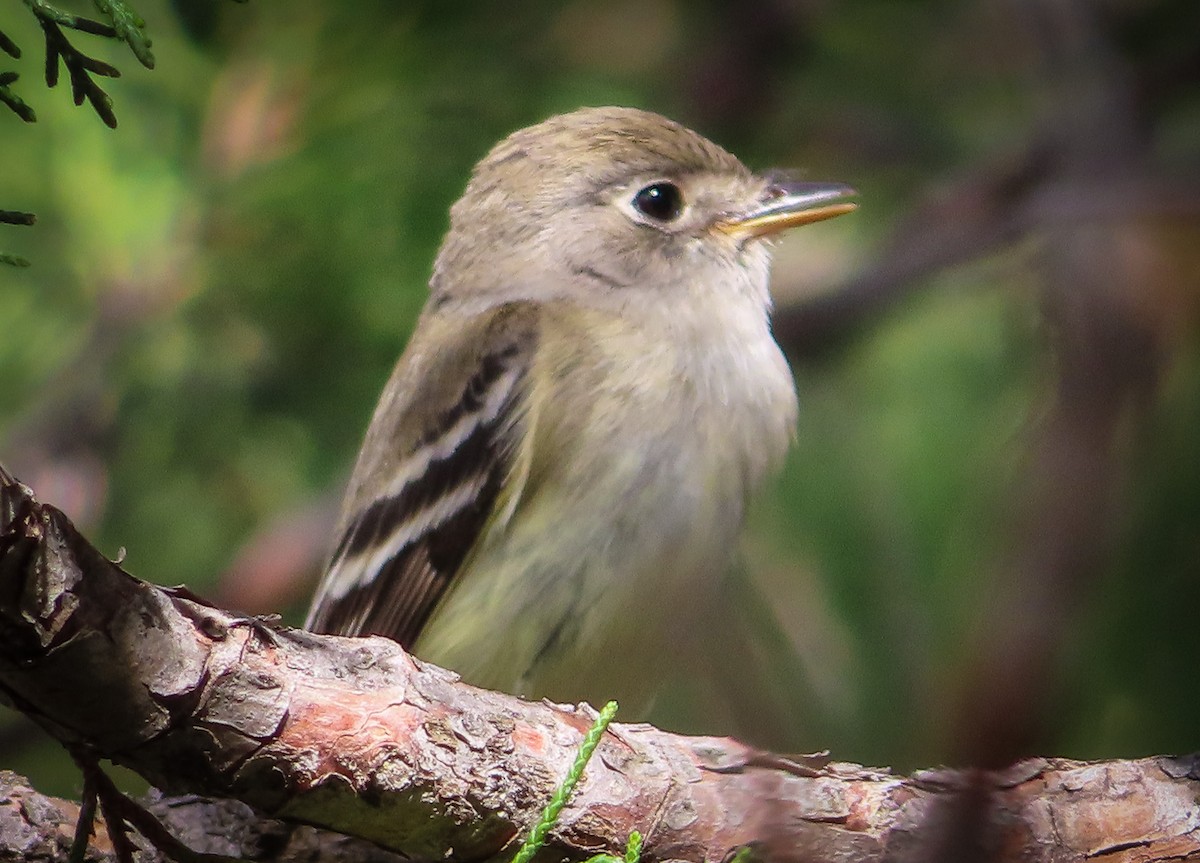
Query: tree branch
1 463 1198 863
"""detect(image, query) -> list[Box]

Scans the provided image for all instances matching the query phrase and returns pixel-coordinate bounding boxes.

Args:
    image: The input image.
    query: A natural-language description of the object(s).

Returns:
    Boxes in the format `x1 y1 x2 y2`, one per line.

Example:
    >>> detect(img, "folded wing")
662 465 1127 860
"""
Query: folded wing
305 303 537 647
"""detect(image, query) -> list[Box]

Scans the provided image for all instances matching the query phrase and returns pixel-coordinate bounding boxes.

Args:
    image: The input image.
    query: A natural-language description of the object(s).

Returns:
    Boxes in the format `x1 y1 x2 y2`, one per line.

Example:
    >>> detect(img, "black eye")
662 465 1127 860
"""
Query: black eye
632 182 684 222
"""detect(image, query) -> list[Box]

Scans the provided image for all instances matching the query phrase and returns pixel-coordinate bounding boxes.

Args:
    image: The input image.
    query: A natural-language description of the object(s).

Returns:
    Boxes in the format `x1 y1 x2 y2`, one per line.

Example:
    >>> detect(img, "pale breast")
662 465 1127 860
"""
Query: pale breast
412 293 796 707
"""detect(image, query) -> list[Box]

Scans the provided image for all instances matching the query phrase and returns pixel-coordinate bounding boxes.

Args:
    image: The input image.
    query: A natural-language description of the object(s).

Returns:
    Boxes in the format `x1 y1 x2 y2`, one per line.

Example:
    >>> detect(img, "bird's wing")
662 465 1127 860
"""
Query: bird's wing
305 302 539 647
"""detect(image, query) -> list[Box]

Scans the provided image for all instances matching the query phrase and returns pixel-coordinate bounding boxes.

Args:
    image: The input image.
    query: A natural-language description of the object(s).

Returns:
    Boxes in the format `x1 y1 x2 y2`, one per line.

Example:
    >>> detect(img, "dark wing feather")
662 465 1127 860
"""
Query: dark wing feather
305 304 536 647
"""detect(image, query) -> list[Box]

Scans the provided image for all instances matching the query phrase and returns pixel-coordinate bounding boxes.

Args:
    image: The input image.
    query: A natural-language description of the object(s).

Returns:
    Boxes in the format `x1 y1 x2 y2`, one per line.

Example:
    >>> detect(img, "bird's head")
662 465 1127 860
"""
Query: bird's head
430 106 855 308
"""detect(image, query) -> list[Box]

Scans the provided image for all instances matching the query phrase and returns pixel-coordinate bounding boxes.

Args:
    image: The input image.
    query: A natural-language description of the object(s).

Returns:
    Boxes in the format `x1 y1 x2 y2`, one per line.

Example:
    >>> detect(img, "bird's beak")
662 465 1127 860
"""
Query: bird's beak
715 180 857 241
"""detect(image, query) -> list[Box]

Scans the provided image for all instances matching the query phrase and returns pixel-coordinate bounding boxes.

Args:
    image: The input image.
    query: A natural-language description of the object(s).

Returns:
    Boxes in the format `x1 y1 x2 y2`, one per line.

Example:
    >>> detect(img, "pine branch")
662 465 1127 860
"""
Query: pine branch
16 0 159 127
0 27 21 58
22 0 118 37
1 209 36 267
4 0 159 261
90 0 154 69
1 463 1199 863
0 71 37 121
35 12 120 128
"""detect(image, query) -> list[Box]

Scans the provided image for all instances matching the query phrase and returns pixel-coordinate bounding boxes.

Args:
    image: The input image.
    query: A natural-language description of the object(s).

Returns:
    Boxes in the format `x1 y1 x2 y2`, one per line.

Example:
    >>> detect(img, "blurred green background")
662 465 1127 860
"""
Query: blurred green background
2 0 1198 798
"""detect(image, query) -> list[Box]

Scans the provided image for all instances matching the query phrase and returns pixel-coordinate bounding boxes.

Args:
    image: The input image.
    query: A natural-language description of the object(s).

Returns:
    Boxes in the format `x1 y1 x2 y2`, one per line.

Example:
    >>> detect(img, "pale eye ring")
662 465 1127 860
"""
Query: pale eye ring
632 182 684 222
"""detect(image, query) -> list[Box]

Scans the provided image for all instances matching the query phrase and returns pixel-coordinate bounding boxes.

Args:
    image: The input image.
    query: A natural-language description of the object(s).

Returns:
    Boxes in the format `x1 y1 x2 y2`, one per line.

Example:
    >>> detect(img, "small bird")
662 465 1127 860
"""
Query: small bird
306 107 855 735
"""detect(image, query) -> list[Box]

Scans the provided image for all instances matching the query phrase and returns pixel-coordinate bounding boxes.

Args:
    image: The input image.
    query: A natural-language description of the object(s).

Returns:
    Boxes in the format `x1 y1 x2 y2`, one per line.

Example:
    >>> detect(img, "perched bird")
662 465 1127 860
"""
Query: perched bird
306 106 855 737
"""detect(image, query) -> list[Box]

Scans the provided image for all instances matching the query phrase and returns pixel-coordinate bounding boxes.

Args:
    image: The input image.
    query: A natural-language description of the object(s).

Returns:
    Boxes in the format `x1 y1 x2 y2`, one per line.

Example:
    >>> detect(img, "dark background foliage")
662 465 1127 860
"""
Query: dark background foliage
2 0 1198 797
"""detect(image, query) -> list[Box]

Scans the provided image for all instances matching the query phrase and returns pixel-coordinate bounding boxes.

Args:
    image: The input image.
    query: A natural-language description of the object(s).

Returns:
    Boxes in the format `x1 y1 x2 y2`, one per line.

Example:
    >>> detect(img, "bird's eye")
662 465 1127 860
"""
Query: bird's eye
632 182 684 222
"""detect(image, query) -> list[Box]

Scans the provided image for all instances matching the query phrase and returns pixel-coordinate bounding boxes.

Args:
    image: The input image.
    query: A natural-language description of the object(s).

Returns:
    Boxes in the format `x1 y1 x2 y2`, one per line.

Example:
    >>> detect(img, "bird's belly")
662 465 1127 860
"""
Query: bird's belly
415 306 797 714
413 429 745 711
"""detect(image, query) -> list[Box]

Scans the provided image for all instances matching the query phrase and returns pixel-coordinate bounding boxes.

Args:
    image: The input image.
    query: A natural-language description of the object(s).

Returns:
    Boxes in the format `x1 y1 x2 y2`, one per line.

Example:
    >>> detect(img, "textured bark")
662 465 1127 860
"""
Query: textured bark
1 464 1198 863
0 770 406 863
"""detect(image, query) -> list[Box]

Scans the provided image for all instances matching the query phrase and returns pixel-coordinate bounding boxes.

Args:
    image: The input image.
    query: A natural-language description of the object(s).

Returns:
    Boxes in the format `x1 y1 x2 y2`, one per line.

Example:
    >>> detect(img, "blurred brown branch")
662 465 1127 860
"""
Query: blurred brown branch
772 0 1200 359
761 0 1199 773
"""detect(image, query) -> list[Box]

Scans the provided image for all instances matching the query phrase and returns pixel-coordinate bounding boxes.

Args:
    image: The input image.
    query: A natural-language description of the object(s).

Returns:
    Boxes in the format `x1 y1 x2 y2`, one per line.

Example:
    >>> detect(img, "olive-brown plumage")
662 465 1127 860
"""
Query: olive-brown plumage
306 106 855 737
